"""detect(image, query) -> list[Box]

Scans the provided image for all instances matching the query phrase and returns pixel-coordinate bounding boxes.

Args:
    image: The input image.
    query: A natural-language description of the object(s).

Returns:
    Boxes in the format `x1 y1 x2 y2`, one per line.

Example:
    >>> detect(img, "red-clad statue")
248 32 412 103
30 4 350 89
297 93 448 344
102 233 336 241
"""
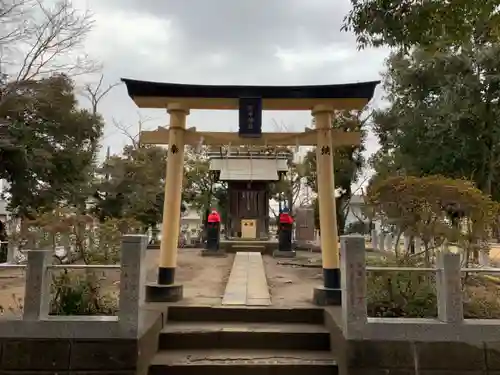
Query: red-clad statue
206 208 221 250
278 207 293 252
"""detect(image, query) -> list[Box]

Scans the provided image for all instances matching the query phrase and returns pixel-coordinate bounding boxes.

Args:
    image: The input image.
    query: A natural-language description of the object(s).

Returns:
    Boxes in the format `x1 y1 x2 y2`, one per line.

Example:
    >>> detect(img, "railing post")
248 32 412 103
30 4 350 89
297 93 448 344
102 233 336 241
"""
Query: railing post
23 250 51 321
340 235 367 337
371 230 378 250
378 232 385 251
6 242 15 263
415 237 422 253
118 234 148 336
436 252 463 323
385 233 393 252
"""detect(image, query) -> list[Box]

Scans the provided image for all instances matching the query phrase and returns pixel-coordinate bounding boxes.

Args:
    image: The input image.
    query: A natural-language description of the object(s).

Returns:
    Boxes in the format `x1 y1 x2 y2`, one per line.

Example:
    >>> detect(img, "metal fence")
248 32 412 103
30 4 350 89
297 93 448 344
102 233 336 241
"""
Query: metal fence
0 235 148 339
341 235 500 342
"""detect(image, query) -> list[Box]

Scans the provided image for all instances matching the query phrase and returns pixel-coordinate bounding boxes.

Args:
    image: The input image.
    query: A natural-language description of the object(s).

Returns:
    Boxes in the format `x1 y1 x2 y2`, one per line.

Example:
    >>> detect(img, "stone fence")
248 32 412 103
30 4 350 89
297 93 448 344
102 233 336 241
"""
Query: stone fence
0 234 148 339
341 235 500 342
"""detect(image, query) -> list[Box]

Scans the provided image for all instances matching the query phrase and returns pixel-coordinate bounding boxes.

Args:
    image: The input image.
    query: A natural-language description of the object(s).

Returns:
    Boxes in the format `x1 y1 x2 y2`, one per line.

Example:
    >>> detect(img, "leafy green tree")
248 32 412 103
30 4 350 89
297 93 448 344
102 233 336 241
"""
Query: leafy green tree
0 0 100 218
343 0 500 49
93 144 166 231
304 110 368 233
371 44 500 199
183 146 213 214
183 145 233 225
0 74 103 218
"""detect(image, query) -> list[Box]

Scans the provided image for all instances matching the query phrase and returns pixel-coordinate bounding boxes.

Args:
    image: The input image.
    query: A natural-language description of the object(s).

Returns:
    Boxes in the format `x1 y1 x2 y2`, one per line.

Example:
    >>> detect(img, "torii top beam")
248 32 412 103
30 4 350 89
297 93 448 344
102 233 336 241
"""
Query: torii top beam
121 78 379 147
120 79 379 111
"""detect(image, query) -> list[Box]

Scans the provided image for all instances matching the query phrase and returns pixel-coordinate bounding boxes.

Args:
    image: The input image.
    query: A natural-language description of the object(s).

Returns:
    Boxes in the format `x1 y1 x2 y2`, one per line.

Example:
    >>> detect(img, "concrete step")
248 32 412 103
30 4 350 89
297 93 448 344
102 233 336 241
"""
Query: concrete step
148 349 338 375
159 322 330 350
166 306 324 324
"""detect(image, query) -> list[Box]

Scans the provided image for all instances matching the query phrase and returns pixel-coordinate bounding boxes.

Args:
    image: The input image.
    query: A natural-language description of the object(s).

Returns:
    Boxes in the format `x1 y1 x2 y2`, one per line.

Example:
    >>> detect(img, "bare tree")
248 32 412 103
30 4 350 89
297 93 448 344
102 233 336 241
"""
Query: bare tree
0 0 26 46
82 74 121 115
111 116 154 149
0 0 97 84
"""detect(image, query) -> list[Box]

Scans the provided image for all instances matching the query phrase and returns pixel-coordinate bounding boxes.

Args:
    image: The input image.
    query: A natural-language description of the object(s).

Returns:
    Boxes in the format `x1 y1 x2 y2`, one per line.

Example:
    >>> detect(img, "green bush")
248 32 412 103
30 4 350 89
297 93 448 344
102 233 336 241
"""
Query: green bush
366 256 500 319
367 257 437 318
50 271 117 316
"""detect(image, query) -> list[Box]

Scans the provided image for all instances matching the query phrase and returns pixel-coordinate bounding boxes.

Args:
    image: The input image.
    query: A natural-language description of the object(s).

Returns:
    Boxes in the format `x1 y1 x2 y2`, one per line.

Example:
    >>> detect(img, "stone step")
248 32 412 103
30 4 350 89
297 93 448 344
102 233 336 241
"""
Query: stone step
159 322 330 351
166 306 324 324
148 349 338 375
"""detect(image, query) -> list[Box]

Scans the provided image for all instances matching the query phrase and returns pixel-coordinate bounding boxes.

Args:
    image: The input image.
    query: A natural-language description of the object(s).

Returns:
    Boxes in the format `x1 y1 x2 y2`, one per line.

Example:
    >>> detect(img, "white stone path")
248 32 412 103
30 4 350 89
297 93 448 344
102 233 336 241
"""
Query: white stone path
222 252 271 306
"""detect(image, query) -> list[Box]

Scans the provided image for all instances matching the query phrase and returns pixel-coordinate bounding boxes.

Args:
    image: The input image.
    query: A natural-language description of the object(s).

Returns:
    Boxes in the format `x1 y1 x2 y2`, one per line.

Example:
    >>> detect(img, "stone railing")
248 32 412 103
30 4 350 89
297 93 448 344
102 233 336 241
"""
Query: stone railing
341 235 500 342
0 234 148 339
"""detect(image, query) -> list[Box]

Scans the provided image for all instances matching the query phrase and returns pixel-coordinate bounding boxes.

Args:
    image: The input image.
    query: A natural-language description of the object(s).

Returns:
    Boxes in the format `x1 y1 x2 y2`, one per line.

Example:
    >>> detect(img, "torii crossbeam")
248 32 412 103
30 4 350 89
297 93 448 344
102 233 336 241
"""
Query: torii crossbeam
139 127 361 147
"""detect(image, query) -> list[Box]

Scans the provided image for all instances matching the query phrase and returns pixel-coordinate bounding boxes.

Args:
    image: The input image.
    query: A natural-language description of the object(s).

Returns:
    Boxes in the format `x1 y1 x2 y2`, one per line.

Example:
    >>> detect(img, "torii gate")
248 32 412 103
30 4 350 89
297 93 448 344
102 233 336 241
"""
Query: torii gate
121 79 379 305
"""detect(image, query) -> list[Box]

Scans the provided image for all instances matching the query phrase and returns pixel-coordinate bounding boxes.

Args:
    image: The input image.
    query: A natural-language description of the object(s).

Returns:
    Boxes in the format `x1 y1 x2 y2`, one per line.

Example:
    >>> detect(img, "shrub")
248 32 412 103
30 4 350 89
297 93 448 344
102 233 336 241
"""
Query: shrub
50 270 117 316
366 256 500 319
366 256 437 318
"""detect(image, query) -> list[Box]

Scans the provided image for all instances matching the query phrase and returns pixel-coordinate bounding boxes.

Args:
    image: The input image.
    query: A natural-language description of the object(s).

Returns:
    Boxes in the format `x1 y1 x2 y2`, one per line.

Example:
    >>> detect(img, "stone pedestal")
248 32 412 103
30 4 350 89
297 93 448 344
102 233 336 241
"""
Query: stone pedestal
145 283 183 303
313 285 341 306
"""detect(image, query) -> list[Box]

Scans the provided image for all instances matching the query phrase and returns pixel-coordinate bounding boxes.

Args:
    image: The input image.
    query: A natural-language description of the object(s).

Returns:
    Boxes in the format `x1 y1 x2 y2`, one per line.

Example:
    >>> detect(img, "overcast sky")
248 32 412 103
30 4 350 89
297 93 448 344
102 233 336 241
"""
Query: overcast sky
74 0 389 164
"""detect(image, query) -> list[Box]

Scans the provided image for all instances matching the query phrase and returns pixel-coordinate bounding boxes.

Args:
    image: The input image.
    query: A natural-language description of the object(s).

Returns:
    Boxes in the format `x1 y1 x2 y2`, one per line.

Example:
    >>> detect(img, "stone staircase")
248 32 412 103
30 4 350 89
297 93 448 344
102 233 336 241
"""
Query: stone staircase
148 306 338 375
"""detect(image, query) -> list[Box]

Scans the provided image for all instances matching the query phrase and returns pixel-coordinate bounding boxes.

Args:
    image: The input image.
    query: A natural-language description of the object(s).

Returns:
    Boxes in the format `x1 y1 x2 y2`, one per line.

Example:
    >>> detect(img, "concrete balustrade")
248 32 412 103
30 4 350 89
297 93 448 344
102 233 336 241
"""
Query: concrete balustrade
0 234 149 338
340 234 500 342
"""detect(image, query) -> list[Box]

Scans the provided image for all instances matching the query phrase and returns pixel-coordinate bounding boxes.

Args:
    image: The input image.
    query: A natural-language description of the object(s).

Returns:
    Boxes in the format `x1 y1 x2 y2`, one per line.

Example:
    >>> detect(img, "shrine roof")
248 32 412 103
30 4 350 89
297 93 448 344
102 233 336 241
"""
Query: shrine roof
121 79 380 110
210 158 287 181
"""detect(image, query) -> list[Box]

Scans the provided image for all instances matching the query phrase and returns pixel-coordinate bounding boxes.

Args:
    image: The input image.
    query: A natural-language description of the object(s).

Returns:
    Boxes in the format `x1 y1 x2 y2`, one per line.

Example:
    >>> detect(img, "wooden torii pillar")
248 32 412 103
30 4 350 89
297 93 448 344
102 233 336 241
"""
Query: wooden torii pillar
121 78 379 305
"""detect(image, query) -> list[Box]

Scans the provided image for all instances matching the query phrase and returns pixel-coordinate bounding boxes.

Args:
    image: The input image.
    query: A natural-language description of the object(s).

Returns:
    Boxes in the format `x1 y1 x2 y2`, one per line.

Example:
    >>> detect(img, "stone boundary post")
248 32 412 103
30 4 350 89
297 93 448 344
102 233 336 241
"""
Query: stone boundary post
118 234 148 335
23 250 51 321
340 235 367 336
385 233 393 252
379 232 385 251
436 252 463 323
371 229 378 250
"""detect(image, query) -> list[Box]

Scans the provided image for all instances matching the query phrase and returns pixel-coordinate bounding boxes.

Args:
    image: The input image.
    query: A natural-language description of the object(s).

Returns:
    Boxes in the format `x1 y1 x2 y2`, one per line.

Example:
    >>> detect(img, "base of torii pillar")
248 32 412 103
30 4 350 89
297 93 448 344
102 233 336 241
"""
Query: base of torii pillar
313 286 341 306
145 283 183 303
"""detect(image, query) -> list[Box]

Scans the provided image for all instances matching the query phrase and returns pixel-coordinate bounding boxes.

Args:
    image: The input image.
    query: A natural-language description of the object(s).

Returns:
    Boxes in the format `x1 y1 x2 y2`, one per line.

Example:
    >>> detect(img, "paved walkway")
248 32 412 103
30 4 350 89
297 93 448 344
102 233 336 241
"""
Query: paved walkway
222 252 271 306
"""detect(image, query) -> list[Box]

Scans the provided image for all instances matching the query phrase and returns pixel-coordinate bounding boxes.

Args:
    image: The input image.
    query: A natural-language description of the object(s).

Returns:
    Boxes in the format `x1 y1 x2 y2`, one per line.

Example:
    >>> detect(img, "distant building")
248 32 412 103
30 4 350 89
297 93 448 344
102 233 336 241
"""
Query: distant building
181 206 203 237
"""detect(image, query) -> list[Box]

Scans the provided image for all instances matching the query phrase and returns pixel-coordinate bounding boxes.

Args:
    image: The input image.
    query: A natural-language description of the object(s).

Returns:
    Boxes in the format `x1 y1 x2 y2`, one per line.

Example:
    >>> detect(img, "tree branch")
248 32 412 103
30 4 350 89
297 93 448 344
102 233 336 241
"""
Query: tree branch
1 0 98 86
82 74 120 115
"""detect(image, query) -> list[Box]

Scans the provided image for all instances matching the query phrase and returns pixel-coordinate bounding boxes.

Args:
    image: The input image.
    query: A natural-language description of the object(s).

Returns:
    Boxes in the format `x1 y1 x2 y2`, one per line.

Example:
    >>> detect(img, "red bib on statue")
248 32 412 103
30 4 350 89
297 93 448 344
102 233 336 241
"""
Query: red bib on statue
279 213 293 224
208 212 221 223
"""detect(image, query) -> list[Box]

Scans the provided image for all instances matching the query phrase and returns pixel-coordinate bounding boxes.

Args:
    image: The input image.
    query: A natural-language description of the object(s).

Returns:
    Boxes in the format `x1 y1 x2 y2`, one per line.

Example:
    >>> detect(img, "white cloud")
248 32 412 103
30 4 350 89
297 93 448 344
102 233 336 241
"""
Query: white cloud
85 11 175 66
275 44 355 72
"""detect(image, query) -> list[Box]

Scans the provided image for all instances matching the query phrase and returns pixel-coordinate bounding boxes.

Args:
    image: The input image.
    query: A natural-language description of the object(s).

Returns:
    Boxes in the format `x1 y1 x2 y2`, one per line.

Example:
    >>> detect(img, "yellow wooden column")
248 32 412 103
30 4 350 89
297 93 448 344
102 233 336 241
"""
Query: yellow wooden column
148 103 188 302
312 105 341 305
